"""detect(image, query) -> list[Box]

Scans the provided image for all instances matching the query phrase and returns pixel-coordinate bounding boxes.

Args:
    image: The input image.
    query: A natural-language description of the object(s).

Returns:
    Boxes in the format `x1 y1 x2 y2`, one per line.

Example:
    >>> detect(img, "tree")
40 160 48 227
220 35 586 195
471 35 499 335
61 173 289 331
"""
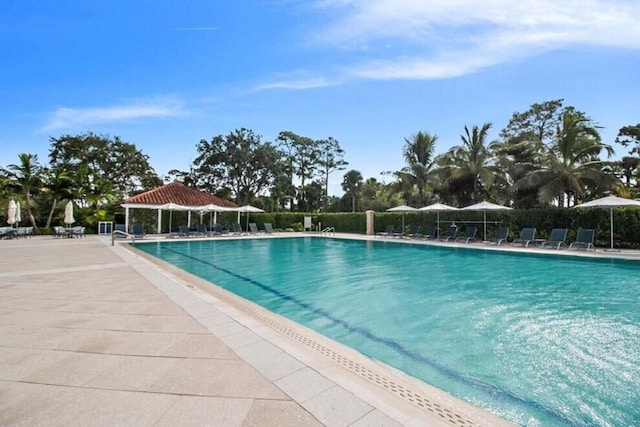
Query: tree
342 170 363 212
517 109 616 206
276 131 321 211
317 137 348 210
49 132 161 206
616 124 640 155
496 99 566 207
2 153 44 228
41 166 75 228
193 128 282 205
439 123 500 205
398 131 439 207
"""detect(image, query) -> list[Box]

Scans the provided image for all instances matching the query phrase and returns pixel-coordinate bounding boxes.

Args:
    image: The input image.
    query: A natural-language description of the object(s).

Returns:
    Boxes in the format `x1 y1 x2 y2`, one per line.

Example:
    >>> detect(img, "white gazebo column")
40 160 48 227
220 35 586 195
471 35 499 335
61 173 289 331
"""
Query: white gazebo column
188 211 191 227
157 209 163 234
125 207 130 232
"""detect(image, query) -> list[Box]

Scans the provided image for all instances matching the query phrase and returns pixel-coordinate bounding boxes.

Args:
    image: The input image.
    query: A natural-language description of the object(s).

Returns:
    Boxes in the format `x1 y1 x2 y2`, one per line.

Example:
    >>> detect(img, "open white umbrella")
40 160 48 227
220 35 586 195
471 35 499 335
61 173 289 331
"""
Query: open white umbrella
386 205 417 233
236 205 265 231
158 202 189 233
195 204 236 228
7 200 17 226
64 201 75 227
419 203 459 230
462 201 512 242
574 195 640 251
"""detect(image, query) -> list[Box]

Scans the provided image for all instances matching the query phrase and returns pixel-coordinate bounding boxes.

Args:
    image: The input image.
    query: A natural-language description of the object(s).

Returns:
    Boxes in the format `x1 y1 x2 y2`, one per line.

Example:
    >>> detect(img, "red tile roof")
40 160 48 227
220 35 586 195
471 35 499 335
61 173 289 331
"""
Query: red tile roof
122 182 237 207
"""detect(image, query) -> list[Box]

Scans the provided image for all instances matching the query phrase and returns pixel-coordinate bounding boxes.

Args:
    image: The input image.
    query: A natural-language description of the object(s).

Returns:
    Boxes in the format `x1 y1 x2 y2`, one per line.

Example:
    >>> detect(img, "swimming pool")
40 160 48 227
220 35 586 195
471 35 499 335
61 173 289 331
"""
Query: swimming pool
137 237 640 426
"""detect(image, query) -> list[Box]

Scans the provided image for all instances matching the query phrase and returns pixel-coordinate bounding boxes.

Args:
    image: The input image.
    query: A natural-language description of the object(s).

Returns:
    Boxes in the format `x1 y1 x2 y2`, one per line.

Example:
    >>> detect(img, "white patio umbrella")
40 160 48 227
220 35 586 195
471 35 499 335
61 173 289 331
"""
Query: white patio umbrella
64 201 75 227
157 202 189 232
236 205 265 231
574 195 640 251
419 203 459 229
196 204 235 227
7 200 17 226
15 202 21 226
462 201 512 242
386 204 417 233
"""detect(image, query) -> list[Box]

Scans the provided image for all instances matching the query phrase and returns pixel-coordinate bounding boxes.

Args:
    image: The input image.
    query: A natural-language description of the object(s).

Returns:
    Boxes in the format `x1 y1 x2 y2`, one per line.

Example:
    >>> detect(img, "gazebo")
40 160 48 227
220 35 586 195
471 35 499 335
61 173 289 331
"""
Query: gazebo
120 182 237 233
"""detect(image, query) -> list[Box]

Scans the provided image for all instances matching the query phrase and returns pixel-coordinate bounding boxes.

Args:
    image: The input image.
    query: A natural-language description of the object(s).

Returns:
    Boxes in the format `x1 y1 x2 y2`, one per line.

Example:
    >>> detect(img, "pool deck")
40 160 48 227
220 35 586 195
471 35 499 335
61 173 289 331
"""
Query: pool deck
2 233 637 426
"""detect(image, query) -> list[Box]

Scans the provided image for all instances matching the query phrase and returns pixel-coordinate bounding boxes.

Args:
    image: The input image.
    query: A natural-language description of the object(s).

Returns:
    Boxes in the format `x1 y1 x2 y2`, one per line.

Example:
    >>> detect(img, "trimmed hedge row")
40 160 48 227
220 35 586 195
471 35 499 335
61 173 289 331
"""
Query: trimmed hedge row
251 208 640 249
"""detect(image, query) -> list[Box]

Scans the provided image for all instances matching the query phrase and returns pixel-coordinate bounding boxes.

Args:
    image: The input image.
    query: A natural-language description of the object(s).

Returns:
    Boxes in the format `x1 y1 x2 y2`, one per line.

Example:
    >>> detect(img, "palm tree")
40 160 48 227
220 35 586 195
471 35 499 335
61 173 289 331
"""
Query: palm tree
342 169 363 212
2 153 44 229
517 109 616 206
439 123 501 205
42 167 75 228
397 131 439 206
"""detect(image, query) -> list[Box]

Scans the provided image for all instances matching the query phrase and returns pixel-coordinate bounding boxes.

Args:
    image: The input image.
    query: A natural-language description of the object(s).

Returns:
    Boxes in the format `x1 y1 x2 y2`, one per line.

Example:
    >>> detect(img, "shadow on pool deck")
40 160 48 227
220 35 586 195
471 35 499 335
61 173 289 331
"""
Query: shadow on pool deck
0 235 515 427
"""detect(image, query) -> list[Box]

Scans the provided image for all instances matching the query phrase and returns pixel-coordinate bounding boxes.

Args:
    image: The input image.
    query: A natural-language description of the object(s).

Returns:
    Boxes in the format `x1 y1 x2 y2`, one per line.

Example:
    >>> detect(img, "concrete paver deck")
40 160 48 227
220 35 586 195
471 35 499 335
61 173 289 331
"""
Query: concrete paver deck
0 235 520 426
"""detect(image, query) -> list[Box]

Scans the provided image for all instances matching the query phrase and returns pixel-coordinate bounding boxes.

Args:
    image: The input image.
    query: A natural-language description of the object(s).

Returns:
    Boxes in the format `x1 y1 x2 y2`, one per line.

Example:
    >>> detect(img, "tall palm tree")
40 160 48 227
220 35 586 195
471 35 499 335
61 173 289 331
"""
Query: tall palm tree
517 109 616 206
342 169 363 212
3 153 43 228
397 131 439 206
439 123 501 205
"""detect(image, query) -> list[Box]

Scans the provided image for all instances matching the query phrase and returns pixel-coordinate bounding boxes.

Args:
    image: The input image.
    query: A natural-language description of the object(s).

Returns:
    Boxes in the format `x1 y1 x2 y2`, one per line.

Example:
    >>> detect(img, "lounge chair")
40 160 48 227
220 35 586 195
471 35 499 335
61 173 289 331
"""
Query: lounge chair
249 222 261 235
178 225 192 237
511 228 536 247
264 223 275 234
541 228 568 249
195 224 210 236
376 224 395 238
455 226 477 243
406 224 421 238
131 223 146 238
569 228 595 251
438 225 458 242
232 222 245 235
487 227 509 245
113 223 127 238
213 223 230 236
420 224 438 240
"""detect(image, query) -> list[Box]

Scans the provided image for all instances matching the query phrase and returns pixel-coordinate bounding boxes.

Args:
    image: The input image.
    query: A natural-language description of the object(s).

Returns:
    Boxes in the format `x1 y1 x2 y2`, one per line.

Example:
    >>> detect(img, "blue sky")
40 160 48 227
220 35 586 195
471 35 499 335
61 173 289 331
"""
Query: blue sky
2 0 640 196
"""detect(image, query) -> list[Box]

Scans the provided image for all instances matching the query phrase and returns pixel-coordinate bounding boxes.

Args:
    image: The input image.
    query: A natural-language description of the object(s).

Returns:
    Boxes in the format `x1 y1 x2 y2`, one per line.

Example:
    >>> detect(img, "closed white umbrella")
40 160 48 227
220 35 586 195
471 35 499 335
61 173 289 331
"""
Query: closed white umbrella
7 200 17 226
462 201 512 242
15 202 21 226
64 201 75 227
386 205 417 233
419 202 459 230
574 195 640 251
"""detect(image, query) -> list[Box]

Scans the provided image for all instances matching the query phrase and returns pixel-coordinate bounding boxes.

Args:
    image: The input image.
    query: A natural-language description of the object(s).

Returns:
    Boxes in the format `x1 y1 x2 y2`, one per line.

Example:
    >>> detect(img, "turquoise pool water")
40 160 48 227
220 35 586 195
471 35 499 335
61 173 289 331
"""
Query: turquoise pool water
137 237 640 426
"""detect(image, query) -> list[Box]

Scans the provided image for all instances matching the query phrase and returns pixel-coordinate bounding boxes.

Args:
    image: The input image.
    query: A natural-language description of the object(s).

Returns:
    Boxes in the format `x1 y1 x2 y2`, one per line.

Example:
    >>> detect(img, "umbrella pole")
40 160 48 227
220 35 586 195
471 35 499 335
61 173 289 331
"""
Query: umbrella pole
483 210 487 242
610 208 614 250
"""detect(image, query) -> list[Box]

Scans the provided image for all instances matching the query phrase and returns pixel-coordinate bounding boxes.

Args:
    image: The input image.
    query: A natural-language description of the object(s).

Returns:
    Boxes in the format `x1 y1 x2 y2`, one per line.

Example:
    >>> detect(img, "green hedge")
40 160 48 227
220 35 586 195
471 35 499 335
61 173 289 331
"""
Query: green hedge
253 208 640 249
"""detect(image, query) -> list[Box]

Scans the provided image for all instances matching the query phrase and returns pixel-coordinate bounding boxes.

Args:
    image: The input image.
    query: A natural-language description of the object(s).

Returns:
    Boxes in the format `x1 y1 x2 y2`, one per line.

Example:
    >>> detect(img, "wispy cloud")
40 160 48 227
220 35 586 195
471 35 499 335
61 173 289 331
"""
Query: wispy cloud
171 27 218 31
252 76 338 92
41 97 187 131
277 0 640 82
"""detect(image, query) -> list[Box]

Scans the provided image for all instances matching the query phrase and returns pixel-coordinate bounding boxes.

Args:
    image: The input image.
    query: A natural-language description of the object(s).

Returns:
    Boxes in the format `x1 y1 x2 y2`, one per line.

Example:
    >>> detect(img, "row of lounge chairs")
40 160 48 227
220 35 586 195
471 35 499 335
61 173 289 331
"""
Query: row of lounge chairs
377 224 596 251
166 222 275 238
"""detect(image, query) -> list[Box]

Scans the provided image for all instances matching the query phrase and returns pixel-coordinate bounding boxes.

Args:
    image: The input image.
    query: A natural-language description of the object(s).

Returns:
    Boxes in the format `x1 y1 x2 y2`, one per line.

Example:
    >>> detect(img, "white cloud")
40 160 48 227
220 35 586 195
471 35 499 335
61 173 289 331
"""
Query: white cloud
41 97 188 131
300 0 640 81
251 74 339 92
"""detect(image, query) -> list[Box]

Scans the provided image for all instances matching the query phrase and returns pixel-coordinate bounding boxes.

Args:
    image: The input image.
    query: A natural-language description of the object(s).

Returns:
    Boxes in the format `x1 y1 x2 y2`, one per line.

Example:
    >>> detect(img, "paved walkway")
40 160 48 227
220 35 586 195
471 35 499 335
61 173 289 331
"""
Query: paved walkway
1 235 505 426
